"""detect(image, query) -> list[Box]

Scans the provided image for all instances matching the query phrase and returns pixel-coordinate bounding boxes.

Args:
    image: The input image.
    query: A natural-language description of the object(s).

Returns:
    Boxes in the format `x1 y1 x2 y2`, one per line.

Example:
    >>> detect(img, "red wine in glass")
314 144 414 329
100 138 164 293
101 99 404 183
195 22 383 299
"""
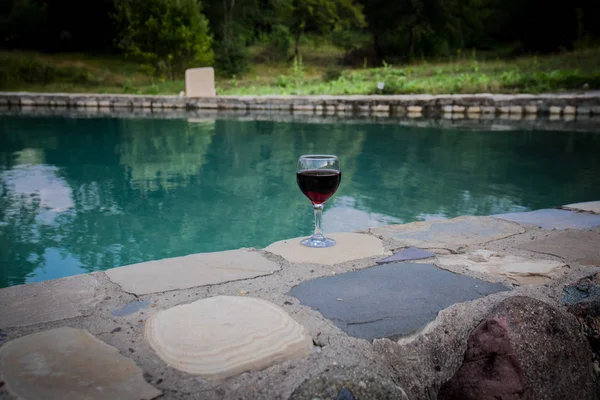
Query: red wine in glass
296 155 341 248
296 169 342 205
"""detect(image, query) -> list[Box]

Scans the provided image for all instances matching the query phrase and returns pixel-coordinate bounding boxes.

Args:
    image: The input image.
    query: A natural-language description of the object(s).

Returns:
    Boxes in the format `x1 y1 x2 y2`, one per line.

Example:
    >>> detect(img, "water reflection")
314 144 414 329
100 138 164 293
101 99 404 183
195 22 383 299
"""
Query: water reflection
323 196 403 232
2 164 74 216
1 116 599 287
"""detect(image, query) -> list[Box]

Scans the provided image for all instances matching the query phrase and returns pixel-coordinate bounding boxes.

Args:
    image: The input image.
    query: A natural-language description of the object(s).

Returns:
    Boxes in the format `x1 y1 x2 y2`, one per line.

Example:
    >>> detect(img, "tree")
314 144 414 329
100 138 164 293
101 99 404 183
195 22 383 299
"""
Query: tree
213 0 250 76
360 0 467 62
0 0 48 49
286 0 366 57
202 0 264 76
113 0 214 78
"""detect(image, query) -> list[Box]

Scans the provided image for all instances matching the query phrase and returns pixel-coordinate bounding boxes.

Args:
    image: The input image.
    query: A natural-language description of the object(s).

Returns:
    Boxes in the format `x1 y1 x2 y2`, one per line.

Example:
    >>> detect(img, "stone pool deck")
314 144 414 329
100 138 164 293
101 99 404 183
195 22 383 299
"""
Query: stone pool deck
1 201 600 399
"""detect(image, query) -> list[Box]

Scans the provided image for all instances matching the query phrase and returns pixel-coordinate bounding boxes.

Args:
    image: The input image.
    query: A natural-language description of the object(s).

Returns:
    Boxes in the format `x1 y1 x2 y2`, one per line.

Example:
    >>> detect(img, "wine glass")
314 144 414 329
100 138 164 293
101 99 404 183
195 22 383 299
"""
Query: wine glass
296 155 342 248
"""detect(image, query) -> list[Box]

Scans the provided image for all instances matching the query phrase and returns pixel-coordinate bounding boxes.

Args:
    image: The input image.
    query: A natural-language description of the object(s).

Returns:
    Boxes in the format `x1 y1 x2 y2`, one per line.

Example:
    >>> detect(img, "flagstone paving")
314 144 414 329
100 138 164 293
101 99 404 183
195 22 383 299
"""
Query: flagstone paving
563 201 600 214
288 262 509 340
494 208 600 230
111 299 151 317
0 274 101 329
370 216 524 250
377 247 435 264
1 204 599 399
0 327 161 400
519 230 600 266
145 296 313 380
435 249 566 285
106 248 279 295
265 232 387 265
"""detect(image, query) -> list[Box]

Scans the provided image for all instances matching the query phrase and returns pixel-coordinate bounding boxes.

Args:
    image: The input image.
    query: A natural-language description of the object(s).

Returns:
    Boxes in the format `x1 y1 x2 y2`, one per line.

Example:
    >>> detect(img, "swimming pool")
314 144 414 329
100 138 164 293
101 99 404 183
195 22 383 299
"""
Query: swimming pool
1 115 599 287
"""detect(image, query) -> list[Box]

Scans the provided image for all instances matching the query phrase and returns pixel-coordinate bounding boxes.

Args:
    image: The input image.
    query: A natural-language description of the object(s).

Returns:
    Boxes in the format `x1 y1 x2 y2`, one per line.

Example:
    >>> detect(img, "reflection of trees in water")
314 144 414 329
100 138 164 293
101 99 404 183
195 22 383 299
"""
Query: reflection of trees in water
180 119 367 250
351 125 600 221
46 118 369 271
48 118 218 270
1 115 600 287
0 182 51 287
0 117 65 286
118 119 215 192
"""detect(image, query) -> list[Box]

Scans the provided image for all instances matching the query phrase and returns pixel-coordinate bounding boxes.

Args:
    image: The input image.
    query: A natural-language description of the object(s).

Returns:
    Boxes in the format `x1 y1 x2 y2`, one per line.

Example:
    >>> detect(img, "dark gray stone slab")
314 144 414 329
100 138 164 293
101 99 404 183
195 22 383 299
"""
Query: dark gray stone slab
377 247 435 264
494 209 600 230
288 263 509 340
111 300 150 317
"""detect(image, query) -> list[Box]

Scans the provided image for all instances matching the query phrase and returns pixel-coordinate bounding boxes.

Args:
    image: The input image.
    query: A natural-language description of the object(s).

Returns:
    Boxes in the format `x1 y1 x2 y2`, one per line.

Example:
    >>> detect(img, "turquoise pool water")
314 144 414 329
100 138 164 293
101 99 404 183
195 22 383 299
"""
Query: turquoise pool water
1 115 599 287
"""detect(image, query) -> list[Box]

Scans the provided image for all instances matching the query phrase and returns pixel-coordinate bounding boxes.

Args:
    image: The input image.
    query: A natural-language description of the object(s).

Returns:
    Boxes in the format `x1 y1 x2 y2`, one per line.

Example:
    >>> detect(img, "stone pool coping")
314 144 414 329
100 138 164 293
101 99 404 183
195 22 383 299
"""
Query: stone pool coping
3 100 600 134
1 91 600 119
1 201 599 399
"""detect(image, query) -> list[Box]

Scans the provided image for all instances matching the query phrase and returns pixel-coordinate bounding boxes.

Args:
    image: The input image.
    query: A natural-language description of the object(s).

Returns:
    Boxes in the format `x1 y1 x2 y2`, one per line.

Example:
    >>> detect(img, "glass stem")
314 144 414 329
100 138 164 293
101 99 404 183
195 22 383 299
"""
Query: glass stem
312 203 325 240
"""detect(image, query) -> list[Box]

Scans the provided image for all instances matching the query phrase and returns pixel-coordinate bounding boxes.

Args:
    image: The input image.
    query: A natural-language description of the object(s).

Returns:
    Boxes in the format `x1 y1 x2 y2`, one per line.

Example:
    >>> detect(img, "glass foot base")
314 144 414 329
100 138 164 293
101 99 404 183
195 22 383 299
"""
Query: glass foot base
301 237 336 248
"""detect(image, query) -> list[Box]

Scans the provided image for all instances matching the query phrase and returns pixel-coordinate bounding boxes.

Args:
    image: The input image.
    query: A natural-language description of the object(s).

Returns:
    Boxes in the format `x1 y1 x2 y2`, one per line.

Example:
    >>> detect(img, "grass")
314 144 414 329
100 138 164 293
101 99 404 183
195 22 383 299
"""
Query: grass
1 45 599 96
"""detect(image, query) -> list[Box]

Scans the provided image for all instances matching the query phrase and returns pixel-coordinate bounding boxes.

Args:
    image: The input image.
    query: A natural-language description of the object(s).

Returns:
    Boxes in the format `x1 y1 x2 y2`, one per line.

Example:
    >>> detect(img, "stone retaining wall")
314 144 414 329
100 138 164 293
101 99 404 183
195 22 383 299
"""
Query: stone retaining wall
1 91 600 118
2 104 600 133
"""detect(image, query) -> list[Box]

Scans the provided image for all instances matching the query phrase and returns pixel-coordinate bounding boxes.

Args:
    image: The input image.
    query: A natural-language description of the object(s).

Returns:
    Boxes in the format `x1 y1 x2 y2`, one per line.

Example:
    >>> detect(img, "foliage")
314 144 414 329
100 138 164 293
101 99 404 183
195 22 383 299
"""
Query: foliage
356 0 600 63
2 47 600 95
3 0 600 64
330 29 371 52
113 0 213 79
0 0 120 52
285 0 366 56
0 0 48 49
290 55 304 83
214 38 249 77
323 64 343 82
218 48 600 95
359 0 467 62
266 24 293 60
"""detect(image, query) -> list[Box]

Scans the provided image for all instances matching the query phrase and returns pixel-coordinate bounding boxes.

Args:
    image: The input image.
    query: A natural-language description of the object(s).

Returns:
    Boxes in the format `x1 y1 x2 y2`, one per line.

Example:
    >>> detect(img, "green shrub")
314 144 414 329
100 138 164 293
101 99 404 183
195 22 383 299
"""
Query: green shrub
214 39 249 77
290 54 305 89
275 75 290 88
266 24 292 61
330 30 371 52
368 79 405 94
323 64 343 82
113 0 213 79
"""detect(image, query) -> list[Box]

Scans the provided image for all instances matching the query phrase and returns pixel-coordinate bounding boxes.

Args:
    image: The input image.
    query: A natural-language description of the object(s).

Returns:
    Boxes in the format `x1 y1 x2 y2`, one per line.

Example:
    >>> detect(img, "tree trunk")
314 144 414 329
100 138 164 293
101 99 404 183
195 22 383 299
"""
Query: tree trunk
373 33 383 65
294 29 301 58
223 0 235 44
409 25 415 61
223 0 228 43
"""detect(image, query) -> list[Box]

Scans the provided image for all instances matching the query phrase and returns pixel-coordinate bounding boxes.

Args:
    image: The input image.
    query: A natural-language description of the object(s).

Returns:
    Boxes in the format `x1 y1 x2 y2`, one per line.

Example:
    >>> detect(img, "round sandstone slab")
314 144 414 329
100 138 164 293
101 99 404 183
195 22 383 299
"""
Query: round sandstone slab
145 296 313 380
265 232 387 265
